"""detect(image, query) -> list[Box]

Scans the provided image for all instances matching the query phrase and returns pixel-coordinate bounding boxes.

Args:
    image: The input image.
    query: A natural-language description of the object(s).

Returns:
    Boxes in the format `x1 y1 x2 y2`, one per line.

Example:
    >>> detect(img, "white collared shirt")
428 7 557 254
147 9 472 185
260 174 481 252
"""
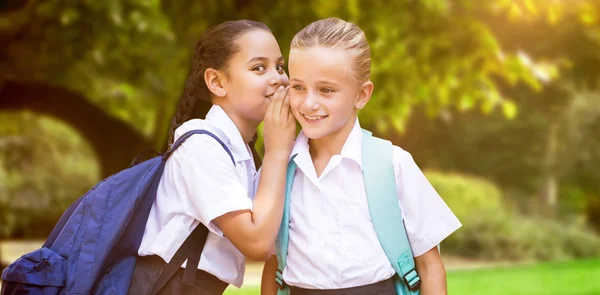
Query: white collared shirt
281 118 462 289
138 105 256 288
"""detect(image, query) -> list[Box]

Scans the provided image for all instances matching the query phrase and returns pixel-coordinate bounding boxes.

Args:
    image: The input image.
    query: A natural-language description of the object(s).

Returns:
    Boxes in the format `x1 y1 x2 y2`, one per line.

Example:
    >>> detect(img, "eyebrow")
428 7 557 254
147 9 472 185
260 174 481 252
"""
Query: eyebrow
317 80 341 86
247 56 284 64
290 78 341 86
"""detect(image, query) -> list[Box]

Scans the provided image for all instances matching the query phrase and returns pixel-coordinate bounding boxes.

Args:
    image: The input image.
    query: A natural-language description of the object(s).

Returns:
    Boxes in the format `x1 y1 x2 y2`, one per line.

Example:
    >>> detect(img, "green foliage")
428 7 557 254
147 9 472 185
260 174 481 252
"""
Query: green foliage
1 0 600 245
3 0 598 136
458 215 600 261
3 0 186 138
6 0 567 139
0 112 99 238
560 92 600 232
587 196 600 234
403 106 547 199
426 171 503 221
558 185 590 222
427 171 600 260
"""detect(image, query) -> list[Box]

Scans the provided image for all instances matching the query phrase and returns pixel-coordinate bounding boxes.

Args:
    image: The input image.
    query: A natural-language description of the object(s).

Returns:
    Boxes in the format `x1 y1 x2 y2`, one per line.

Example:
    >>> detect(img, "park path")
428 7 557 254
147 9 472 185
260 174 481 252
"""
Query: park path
0 240 526 286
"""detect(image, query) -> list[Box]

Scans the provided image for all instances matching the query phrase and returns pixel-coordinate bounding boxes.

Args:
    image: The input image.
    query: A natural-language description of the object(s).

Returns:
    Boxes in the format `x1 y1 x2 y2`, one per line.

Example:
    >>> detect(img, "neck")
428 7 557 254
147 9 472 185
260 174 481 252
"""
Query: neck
308 117 356 160
213 102 258 143
229 114 259 144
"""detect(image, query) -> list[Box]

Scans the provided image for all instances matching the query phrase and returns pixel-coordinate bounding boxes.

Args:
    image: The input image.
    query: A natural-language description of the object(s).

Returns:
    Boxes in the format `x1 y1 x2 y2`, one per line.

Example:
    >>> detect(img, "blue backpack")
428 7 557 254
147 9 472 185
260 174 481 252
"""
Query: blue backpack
1 130 234 295
275 130 421 295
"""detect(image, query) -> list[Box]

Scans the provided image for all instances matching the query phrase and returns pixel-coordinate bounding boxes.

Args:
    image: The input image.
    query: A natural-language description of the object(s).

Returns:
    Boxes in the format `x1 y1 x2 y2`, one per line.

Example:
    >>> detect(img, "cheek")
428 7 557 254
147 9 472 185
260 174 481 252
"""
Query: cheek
289 92 302 111
327 95 354 116
251 75 268 91
237 72 265 92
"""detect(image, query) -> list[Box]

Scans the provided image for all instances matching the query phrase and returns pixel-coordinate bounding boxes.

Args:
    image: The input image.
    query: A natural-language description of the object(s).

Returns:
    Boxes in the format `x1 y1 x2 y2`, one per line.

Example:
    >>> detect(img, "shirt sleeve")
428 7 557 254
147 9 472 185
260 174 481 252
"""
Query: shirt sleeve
393 146 462 257
253 168 262 199
174 135 253 236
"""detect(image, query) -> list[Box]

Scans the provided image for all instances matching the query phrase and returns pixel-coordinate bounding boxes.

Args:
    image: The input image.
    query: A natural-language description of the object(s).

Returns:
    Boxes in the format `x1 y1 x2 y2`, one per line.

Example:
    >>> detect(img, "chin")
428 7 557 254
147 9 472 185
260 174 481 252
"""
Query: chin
301 126 330 140
244 105 267 123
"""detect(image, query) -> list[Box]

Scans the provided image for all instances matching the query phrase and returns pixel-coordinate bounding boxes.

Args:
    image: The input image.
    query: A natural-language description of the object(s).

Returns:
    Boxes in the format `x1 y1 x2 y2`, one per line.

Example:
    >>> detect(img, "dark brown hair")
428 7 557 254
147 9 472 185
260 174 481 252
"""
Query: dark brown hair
167 20 271 146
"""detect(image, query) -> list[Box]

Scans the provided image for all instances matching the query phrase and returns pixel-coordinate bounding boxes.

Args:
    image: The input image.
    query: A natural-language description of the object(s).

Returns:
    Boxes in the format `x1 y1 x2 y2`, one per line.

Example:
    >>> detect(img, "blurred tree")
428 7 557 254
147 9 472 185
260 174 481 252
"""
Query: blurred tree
162 0 549 133
480 0 600 214
1 0 177 176
561 92 600 231
1 0 600 238
0 0 555 170
0 112 100 238
0 81 150 177
398 0 600 218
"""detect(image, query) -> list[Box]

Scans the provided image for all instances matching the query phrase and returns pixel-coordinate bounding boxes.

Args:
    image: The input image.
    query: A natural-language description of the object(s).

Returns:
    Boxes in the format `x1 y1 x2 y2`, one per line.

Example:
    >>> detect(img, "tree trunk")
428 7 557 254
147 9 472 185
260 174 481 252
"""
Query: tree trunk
539 120 559 216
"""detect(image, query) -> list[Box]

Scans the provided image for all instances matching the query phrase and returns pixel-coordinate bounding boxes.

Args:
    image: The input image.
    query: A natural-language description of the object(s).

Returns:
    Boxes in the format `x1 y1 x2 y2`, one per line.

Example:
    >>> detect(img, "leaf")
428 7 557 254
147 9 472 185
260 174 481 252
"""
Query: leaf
502 100 518 119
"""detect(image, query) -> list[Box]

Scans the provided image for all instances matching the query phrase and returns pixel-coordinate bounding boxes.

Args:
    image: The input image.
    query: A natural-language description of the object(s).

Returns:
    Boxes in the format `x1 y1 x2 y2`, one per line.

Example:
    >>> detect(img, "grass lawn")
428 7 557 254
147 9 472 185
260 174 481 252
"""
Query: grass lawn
223 258 600 295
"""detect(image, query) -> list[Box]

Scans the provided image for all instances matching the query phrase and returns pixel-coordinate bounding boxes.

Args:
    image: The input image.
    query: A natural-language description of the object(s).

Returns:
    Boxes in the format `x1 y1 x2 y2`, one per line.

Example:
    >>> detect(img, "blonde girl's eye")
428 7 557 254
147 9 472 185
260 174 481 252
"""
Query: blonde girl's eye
321 88 334 93
292 85 305 91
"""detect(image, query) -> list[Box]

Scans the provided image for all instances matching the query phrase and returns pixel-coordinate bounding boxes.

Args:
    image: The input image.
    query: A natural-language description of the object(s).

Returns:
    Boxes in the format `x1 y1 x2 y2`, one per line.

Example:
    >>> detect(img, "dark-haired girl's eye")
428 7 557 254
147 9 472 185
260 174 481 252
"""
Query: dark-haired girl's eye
252 65 266 72
276 64 285 72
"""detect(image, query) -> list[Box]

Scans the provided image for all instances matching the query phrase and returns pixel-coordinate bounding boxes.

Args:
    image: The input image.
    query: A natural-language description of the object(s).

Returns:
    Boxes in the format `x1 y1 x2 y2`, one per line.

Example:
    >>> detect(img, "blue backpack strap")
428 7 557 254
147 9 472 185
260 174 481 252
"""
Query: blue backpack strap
150 129 236 294
361 129 421 294
165 129 235 166
274 156 297 295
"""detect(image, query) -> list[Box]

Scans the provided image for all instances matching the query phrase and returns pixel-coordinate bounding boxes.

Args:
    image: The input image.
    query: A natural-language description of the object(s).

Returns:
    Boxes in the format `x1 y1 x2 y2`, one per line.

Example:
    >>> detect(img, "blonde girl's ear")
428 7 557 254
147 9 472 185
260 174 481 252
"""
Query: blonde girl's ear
355 80 374 110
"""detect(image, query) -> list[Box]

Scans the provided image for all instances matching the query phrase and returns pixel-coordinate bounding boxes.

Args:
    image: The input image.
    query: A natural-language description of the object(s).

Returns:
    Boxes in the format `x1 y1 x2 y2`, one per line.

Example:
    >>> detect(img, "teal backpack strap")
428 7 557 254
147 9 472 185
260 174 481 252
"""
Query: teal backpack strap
275 156 297 295
361 129 421 294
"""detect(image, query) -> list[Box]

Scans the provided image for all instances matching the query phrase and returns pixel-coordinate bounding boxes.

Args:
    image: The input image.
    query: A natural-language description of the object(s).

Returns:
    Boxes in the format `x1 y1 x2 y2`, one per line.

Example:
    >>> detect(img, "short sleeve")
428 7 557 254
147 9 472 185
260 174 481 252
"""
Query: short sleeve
393 146 462 257
253 168 262 198
174 135 253 236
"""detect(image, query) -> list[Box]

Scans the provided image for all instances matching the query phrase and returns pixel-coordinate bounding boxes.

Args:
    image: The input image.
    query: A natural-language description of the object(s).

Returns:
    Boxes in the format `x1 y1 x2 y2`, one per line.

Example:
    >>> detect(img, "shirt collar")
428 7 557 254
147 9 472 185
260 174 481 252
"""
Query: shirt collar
173 105 252 163
340 118 363 170
204 105 252 162
291 117 363 170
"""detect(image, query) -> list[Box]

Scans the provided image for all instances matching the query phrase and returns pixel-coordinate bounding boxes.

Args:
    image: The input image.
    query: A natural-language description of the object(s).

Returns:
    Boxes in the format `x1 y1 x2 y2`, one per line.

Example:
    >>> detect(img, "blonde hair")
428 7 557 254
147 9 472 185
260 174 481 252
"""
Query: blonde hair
291 17 371 84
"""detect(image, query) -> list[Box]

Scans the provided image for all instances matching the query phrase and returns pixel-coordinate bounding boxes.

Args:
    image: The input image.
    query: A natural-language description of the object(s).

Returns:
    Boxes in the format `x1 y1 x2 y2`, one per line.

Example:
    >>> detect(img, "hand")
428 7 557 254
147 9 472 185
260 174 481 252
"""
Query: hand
263 85 295 157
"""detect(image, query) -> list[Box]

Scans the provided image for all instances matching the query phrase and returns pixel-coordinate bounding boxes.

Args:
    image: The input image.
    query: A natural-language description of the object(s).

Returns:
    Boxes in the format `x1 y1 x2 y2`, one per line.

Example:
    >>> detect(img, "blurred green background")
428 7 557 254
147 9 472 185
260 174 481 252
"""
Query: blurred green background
1 0 600 294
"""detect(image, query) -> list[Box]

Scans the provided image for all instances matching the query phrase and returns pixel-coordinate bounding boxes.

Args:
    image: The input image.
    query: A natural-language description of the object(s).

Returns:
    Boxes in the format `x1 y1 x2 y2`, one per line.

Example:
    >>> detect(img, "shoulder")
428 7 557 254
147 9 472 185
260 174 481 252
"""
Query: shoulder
391 144 412 165
363 133 413 168
171 120 234 164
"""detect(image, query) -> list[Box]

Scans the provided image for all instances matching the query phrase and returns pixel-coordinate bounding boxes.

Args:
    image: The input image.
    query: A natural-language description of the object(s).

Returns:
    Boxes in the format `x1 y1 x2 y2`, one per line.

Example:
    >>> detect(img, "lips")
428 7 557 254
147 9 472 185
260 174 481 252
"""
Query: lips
301 113 328 122
265 93 274 99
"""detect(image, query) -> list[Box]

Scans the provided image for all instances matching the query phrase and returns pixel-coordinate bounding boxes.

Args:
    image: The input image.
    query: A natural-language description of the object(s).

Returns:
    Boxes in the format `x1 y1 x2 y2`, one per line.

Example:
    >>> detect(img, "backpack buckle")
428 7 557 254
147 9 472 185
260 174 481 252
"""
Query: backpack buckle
275 269 287 290
403 268 421 291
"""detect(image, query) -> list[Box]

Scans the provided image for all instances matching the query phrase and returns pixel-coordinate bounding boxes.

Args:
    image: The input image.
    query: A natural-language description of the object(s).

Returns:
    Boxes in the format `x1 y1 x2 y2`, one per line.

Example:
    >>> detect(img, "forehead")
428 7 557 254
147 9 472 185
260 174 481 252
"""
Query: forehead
231 29 282 62
289 47 354 82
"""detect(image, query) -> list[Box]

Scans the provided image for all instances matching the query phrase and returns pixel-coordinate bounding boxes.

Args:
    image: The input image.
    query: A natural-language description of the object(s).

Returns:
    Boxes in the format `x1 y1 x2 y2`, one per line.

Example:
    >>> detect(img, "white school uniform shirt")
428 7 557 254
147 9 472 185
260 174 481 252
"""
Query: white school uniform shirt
137 105 257 288
279 118 462 289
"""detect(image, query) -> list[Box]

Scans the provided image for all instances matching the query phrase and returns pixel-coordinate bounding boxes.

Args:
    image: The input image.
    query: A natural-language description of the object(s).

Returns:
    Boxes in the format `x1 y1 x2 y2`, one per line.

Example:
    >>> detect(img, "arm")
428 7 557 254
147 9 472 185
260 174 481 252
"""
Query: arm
414 247 447 295
261 255 279 295
213 86 295 261
393 147 460 293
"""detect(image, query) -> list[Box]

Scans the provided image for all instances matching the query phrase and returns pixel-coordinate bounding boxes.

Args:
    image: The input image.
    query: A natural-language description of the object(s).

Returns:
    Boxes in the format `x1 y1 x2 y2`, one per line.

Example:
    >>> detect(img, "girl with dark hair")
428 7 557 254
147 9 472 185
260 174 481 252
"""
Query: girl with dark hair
128 20 296 295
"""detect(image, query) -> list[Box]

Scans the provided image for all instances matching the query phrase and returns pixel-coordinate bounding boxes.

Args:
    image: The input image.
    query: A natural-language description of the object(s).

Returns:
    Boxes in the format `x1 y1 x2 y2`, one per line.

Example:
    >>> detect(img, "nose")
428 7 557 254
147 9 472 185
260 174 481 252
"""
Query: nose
302 91 320 112
281 73 289 87
268 70 287 87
